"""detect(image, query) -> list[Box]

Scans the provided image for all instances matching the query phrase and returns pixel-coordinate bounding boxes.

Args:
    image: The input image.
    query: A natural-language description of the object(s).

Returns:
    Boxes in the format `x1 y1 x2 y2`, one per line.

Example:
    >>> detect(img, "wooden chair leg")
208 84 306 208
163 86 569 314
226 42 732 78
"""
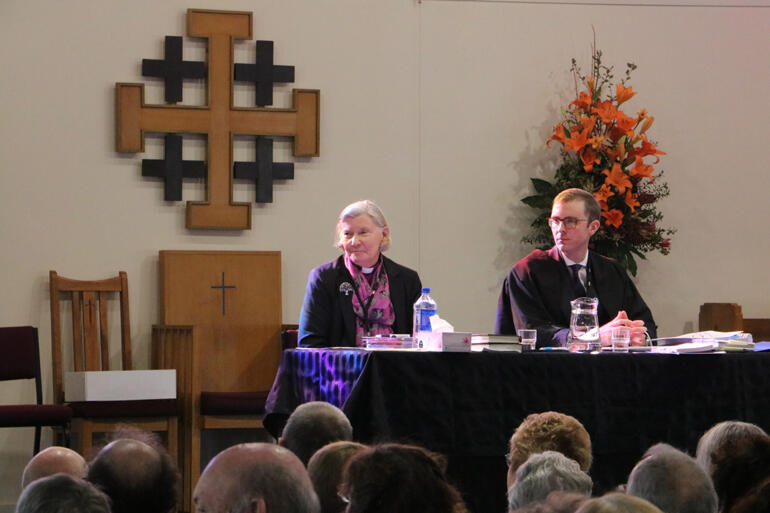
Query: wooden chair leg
190 420 202 511
34 426 42 455
79 419 95 456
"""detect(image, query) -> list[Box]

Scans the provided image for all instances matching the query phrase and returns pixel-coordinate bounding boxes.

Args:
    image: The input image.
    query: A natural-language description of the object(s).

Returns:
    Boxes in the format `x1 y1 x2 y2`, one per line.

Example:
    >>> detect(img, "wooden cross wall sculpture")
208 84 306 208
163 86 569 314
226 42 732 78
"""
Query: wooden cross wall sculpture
116 9 320 230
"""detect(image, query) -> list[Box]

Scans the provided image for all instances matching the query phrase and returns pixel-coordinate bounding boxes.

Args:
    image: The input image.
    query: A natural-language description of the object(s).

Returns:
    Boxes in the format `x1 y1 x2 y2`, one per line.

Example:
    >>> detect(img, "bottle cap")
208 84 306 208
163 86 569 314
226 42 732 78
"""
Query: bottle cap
421 287 430 293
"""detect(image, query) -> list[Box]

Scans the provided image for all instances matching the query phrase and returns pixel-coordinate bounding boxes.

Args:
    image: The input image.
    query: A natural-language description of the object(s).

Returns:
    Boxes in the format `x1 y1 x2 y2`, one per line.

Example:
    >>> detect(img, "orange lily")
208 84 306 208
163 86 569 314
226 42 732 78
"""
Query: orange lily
579 114 597 134
571 91 593 111
594 183 614 203
602 209 624 228
547 124 567 146
602 163 632 194
564 126 590 153
639 116 655 135
637 135 666 163
614 111 637 134
624 190 640 212
616 83 636 106
580 147 600 171
592 100 618 123
630 156 654 181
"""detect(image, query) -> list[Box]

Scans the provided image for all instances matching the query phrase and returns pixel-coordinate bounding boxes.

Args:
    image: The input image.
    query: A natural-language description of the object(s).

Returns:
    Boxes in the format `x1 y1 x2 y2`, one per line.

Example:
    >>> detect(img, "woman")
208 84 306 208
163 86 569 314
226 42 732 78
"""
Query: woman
298 200 422 347
339 443 468 513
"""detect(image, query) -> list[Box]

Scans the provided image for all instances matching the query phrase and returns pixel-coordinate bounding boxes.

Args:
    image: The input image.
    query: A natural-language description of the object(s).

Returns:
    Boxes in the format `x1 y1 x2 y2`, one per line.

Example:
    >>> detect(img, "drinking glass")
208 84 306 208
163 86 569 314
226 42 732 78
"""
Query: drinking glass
518 329 537 351
611 327 631 353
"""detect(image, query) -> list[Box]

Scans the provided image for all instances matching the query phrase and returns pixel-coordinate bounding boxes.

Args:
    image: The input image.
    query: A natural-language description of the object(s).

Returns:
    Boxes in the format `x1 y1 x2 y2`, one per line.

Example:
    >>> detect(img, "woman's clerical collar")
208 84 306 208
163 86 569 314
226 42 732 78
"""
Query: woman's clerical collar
361 265 375 274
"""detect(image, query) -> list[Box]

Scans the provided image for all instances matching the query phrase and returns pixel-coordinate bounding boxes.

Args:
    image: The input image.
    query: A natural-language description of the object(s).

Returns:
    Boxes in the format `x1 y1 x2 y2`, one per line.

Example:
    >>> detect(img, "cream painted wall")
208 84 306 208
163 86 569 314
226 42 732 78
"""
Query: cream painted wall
1 0 768 506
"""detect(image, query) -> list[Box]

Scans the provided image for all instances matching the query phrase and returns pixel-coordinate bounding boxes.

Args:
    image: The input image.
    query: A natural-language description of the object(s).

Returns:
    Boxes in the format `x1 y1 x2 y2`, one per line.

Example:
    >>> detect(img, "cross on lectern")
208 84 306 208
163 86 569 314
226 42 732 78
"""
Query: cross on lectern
210 272 236 316
116 9 320 230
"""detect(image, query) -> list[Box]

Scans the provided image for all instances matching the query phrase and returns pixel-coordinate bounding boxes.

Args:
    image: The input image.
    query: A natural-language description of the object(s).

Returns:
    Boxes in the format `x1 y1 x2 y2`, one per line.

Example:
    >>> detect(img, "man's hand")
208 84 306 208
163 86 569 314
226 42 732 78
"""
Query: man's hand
599 310 647 347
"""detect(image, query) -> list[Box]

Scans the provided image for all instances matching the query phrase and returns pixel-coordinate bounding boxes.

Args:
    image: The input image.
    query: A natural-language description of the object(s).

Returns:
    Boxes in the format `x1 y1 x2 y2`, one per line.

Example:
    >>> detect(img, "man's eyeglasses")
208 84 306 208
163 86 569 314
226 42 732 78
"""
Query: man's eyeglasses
547 217 587 230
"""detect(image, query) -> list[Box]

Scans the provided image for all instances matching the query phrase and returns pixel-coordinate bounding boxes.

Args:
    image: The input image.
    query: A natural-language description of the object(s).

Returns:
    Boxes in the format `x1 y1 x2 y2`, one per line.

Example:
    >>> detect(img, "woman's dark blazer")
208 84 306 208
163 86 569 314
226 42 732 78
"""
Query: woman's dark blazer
298 255 422 347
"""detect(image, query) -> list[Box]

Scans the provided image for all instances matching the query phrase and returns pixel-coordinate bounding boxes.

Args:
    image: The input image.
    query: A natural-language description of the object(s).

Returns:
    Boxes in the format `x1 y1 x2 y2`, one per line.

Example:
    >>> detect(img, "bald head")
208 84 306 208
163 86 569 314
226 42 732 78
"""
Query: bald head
22 447 88 489
194 443 320 513
87 436 179 513
279 401 353 465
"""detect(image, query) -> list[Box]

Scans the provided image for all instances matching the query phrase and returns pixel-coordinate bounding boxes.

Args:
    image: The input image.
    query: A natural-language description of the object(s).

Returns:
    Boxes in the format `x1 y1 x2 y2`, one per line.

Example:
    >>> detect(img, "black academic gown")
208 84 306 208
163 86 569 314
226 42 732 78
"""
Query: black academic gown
495 247 657 346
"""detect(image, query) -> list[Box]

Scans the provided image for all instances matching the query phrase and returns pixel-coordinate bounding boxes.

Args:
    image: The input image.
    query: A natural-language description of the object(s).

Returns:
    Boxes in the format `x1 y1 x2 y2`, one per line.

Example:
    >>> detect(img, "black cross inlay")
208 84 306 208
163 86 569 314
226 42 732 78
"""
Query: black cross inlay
234 40 295 107
142 36 206 104
234 137 294 203
210 272 236 316
142 134 206 201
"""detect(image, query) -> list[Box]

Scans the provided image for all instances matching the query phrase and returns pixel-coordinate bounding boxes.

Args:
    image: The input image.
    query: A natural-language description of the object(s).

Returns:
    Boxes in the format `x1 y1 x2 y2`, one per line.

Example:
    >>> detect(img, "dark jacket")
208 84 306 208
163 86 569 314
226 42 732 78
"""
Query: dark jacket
495 247 657 346
299 255 422 347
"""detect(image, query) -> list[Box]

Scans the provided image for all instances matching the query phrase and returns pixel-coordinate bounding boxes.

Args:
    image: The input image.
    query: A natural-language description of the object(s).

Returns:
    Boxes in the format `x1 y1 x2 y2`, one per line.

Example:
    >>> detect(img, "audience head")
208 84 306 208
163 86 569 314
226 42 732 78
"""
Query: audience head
21 446 88 489
16 473 110 513
307 441 367 513
87 428 179 513
340 443 466 513
511 491 589 513
626 443 717 513
507 451 593 510
194 442 320 513
279 401 353 466
695 421 770 512
696 420 768 473
507 411 592 488
575 492 663 513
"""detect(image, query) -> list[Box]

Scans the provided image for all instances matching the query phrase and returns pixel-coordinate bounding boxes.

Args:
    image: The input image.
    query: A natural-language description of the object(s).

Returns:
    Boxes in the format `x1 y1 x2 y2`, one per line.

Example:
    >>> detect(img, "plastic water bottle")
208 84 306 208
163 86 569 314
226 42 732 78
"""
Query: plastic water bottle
413 287 437 338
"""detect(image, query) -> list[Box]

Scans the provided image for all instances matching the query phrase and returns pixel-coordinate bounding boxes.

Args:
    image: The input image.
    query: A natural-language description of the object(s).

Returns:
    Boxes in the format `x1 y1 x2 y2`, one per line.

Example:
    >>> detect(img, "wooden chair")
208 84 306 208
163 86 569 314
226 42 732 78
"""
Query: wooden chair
0 326 73 455
699 303 770 341
49 271 179 460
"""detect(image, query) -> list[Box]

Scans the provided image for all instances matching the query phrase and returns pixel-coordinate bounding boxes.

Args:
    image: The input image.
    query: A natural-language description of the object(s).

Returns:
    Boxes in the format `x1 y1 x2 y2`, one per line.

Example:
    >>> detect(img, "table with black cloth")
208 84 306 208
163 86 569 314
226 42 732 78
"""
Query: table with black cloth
264 348 770 513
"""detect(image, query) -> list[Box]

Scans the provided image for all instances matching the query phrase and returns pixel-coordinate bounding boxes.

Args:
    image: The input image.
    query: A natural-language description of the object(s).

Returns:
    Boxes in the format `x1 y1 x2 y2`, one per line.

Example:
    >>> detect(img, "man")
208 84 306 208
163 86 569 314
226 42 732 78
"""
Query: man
496 188 656 347
279 401 353 466
16 474 110 513
506 411 592 489
193 443 320 513
21 446 88 489
627 443 717 513
87 430 179 513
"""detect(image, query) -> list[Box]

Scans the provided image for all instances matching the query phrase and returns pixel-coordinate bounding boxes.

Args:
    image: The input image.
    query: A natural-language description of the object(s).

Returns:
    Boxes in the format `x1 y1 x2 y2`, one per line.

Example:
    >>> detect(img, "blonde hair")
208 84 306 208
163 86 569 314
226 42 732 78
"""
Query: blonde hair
334 200 391 251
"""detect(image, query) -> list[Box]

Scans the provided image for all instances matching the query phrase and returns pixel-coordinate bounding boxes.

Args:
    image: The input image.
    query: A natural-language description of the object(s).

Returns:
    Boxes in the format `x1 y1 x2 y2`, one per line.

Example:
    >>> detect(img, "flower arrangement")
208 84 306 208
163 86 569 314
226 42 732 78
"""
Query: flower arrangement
522 45 674 276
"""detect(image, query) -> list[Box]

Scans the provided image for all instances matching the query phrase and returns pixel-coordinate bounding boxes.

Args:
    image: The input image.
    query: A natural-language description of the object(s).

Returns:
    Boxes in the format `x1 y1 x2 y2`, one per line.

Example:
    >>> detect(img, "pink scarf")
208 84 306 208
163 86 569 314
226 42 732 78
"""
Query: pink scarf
344 255 396 346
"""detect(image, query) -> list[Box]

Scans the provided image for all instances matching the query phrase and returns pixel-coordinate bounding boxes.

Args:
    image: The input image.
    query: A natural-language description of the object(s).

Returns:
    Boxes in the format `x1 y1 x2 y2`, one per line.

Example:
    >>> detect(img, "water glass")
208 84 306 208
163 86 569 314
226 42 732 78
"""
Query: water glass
518 329 537 351
611 327 631 353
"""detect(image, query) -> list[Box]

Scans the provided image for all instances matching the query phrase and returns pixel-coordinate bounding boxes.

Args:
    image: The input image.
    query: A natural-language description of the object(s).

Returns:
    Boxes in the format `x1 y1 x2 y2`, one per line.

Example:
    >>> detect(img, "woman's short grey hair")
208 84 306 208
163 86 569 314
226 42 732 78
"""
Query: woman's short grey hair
334 200 391 251
507 451 593 510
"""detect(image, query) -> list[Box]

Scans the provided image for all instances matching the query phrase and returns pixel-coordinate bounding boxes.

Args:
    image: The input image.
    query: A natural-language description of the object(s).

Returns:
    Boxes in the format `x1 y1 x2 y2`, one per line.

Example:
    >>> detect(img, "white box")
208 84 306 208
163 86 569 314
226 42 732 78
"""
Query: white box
64 370 176 402
419 332 472 352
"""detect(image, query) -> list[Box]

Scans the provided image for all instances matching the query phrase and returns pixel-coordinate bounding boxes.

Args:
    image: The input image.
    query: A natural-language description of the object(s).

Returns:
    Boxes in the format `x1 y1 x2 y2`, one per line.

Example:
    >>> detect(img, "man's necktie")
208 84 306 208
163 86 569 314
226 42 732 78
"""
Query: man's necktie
569 264 587 297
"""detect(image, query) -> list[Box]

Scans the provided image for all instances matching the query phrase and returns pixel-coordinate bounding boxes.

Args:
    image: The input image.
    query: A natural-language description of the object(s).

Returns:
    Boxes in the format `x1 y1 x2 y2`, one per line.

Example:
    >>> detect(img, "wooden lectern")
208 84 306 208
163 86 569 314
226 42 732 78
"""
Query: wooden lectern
151 251 281 512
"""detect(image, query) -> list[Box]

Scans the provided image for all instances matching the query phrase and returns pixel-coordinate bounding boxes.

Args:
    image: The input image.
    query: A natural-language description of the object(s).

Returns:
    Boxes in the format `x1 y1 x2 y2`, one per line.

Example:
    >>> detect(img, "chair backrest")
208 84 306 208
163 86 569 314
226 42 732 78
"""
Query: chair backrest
49 271 132 404
0 326 43 404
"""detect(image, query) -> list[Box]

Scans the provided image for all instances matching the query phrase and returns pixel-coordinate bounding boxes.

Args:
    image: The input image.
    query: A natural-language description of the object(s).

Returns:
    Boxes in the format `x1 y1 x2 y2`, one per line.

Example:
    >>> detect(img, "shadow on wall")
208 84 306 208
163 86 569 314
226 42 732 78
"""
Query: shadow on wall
493 103 563 294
